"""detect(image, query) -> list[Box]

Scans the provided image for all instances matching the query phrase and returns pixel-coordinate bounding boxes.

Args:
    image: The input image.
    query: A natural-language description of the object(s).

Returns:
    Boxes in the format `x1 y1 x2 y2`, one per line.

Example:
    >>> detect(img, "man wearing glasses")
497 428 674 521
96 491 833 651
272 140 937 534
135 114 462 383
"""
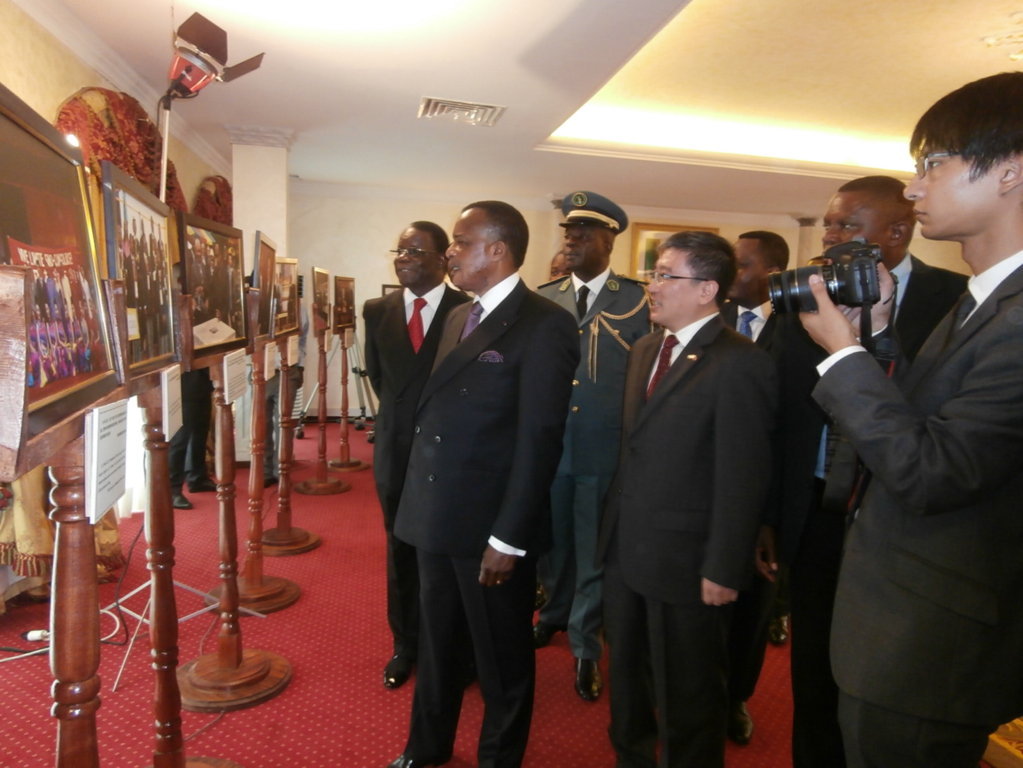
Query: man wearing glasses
363 222 469 691
598 231 776 767
799 72 1023 768
771 176 966 768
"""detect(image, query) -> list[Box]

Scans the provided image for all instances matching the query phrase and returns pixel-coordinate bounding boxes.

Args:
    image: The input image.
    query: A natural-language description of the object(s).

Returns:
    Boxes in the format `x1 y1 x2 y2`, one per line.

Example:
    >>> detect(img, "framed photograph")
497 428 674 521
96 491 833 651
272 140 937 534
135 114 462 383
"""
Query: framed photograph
178 212 247 356
381 283 401 296
251 231 276 339
311 267 330 332
630 222 720 279
333 276 355 332
101 161 176 376
0 82 118 435
272 257 300 337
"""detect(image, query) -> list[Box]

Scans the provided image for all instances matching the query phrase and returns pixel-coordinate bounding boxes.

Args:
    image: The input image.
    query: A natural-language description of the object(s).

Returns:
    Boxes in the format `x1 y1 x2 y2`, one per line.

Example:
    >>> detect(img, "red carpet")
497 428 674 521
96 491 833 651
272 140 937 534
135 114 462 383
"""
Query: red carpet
0 423 799 767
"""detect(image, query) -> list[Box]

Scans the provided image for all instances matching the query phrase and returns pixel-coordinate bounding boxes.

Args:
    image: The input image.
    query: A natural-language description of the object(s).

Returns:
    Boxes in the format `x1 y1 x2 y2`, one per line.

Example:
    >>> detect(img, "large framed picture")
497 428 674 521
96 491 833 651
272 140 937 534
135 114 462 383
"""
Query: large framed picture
311 266 330 332
178 212 247 357
101 161 176 376
631 222 720 279
272 257 300 337
0 82 118 436
333 276 355 332
251 231 277 340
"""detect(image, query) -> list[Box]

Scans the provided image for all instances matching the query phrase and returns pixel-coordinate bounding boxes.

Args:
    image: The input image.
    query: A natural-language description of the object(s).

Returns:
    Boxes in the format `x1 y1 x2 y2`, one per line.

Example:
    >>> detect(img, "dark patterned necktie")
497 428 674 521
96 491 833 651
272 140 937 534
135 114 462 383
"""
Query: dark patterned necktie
739 310 756 339
645 336 679 400
460 302 483 341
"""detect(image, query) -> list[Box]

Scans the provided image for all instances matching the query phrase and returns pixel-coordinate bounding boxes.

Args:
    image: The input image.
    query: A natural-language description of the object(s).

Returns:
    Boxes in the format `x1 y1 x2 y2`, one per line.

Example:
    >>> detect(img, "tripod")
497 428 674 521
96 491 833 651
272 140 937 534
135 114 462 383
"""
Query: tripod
297 332 376 430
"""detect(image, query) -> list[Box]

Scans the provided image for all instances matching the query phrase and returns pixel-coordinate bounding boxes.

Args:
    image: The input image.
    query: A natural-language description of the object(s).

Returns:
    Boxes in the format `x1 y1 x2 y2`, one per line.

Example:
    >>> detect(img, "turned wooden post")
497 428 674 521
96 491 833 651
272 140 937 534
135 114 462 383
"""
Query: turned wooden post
49 436 101 768
330 329 368 472
295 325 349 495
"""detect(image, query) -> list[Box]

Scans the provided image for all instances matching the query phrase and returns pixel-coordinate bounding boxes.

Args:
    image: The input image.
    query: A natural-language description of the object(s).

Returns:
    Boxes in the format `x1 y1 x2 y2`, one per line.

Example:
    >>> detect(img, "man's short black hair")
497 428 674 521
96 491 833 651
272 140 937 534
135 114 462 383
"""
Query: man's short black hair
658 231 736 307
462 201 529 268
737 230 790 271
910 72 1023 179
409 220 450 254
837 176 915 219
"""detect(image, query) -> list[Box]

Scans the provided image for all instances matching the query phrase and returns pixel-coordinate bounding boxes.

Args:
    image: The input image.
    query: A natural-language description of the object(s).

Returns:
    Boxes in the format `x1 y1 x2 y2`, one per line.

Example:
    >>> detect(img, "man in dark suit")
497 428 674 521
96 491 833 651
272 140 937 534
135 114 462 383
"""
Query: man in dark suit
720 230 790 745
363 221 469 690
798 72 1023 768
822 175 967 363
773 175 967 768
388 201 578 768
534 190 650 702
599 231 777 768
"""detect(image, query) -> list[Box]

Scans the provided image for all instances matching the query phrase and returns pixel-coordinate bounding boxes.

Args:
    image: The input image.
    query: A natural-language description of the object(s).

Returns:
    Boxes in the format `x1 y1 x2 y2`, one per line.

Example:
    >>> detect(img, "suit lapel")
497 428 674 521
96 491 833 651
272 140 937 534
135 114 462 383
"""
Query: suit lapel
421 281 526 405
903 264 1023 391
632 317 725 432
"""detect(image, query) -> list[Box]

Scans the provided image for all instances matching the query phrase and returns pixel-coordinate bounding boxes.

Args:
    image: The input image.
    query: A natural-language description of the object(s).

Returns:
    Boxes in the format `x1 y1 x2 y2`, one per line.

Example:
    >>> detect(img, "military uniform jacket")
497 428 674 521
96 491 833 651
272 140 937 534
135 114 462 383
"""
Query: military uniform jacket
537 273 650 477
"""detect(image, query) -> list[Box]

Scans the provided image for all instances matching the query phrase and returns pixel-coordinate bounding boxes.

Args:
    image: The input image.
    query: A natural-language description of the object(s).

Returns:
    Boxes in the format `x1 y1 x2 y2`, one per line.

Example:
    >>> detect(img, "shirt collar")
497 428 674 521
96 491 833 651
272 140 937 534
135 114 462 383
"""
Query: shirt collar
403 281 447 308
571 267 611 296
968 249 1023 308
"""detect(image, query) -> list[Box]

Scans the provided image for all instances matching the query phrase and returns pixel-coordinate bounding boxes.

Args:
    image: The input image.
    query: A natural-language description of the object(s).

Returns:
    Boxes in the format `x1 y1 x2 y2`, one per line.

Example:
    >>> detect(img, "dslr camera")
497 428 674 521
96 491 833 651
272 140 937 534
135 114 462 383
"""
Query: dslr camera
768 240 883 314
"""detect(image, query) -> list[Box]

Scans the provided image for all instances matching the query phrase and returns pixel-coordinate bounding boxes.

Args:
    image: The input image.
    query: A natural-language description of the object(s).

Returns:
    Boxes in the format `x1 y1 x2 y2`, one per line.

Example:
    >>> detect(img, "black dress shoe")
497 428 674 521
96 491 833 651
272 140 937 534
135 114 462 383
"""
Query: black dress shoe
768 614 790 646
532 621 565 648
264 476 279 488
574 657 603 701
171 492 193 510
188 478 218 493
383 654 414 689
534 580 547 610
727 700 754 745
386 753 449 767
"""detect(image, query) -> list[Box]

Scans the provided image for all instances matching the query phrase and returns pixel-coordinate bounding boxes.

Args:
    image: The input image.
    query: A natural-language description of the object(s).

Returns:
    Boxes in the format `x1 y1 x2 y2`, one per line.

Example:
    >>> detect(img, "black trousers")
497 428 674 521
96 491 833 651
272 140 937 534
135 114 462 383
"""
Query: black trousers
405 550 536 768
604 544 730 768
727 569 777 703
379 491 419 659
168 368 212 492
789 481 847 768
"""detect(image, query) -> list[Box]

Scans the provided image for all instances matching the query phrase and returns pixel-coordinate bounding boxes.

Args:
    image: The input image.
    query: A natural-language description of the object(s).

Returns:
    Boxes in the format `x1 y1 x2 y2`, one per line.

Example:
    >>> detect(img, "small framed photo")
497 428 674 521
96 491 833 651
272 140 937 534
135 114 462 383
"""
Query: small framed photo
312 266 330 332
333 276 355 332
178 212 247 356
251 231 277 340
381 283 401 296
273 257 300 337
0 82 118 436
101 161 176 376
631 222 719 279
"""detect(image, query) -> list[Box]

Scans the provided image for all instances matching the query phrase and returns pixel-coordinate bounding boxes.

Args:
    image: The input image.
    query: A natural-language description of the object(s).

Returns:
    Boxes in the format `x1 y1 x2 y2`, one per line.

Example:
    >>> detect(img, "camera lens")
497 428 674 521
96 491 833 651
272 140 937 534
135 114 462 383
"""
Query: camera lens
768 266 824 314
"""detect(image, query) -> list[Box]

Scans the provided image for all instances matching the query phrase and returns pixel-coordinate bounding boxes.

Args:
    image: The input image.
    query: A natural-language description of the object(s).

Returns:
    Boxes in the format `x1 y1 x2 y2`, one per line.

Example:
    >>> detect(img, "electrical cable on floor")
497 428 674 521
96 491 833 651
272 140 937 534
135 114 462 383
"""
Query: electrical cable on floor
103 519 147 646
183 710 227 743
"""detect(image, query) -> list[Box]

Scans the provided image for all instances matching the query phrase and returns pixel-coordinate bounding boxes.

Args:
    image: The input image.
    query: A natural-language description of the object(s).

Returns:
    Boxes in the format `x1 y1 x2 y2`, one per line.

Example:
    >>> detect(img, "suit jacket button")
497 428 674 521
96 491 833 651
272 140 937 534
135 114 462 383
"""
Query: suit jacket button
459 388 469 396
572 379 579 386
414 426 421 434
427 474 436 482
433 435 442 443
571 405 580 413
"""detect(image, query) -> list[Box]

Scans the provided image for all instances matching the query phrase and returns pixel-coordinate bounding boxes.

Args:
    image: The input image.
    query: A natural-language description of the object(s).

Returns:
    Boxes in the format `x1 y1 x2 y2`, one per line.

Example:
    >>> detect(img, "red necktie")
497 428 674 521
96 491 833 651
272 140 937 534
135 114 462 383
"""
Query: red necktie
646 335 679 399
408 297 426 353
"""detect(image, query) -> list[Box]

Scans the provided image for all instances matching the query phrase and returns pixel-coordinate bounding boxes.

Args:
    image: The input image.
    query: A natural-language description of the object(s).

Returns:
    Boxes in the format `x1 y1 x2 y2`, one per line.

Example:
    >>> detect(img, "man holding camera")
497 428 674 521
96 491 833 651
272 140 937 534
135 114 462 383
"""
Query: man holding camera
769 176 965 768
797 72 1023 768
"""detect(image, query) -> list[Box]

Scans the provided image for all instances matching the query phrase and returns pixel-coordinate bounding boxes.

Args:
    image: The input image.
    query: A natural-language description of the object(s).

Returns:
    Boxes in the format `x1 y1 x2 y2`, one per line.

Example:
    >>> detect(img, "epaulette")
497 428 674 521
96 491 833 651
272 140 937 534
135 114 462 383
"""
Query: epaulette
538 276 573 291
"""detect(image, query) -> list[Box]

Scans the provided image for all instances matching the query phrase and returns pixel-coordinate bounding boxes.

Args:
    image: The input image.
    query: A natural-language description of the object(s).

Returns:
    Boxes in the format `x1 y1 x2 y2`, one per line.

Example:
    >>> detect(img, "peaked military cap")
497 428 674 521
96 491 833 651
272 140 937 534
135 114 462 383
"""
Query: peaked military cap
559 190 628 233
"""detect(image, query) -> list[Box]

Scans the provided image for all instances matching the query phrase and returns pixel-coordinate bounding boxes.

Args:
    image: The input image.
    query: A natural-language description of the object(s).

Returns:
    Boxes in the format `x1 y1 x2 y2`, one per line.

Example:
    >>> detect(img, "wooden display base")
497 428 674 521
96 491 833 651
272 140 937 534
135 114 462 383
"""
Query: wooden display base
178 649 291 713
985 720 1023 767
206 575 300 615
328 458 370 472
294 477 351 495
261 527 321 556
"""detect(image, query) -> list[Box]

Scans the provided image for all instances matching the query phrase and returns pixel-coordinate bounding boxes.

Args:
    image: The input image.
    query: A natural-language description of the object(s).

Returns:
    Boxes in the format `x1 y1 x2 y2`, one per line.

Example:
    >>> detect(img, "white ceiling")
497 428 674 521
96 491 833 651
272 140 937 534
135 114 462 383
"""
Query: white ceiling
21 0 1023 218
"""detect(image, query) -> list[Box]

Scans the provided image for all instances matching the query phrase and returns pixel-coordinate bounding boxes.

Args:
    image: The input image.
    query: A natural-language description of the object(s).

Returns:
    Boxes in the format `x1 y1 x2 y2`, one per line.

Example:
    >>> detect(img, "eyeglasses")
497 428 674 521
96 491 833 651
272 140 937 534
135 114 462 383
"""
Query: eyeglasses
389 248 437 259
648 271 708 285
914 152 958 179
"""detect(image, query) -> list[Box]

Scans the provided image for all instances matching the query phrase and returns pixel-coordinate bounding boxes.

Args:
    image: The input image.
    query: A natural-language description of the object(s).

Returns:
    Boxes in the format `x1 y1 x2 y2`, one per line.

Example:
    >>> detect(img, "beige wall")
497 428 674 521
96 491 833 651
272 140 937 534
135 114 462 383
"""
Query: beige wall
0 0 219 207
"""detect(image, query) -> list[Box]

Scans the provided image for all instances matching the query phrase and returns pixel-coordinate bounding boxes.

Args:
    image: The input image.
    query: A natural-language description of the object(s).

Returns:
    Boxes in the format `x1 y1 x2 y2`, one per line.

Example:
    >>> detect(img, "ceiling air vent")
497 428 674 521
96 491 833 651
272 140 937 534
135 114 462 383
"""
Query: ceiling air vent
418 97 506 127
